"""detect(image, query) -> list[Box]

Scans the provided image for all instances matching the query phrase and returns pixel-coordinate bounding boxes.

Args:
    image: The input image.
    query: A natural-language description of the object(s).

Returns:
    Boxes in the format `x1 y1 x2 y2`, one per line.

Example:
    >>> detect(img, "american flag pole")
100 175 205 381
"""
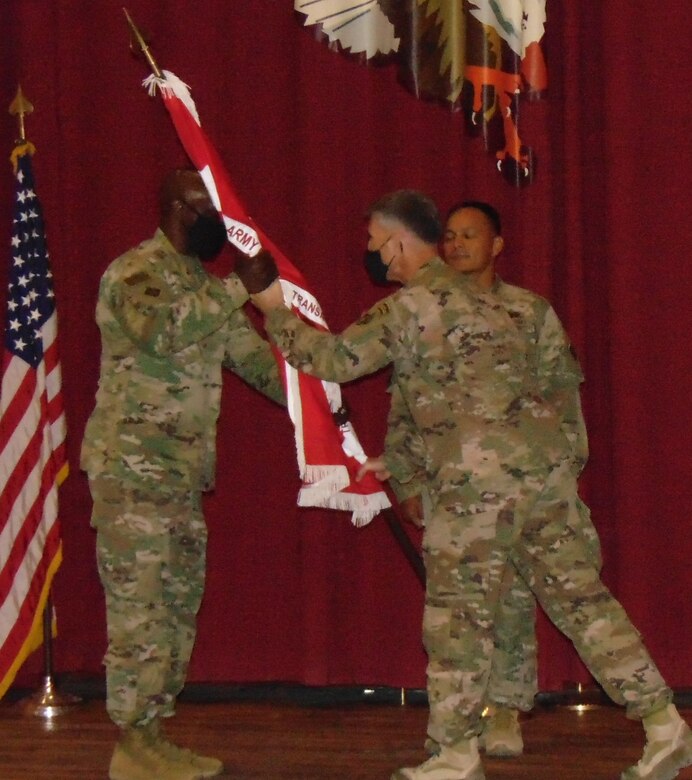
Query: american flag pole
2 87 79 715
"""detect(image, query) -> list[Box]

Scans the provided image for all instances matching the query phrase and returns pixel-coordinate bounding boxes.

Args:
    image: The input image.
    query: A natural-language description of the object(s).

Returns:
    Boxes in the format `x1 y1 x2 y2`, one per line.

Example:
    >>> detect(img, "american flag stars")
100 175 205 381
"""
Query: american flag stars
5 159 55 369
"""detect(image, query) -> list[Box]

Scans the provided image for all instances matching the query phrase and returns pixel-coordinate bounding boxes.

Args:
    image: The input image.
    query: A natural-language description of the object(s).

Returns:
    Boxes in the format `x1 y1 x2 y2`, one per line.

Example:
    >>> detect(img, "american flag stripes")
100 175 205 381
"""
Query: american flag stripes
0 145 67 699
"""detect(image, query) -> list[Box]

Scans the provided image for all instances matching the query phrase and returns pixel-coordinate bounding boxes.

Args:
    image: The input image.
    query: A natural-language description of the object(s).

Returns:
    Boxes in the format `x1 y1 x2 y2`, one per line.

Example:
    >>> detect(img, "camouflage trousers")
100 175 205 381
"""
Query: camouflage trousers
486 494 600 711
422 460 671 746
89 474 207 729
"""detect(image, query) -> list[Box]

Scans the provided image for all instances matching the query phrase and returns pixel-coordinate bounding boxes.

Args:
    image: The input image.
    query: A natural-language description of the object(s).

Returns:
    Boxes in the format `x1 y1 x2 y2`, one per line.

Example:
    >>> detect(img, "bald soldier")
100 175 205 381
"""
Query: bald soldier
81 169 284 780
236 190 692 780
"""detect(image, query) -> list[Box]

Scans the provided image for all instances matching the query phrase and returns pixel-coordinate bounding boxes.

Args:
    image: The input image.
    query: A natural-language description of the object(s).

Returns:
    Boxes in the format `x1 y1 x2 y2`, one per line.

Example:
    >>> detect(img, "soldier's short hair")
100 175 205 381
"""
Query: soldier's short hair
447 200 502 236
159 167 201 214
367 190 443 244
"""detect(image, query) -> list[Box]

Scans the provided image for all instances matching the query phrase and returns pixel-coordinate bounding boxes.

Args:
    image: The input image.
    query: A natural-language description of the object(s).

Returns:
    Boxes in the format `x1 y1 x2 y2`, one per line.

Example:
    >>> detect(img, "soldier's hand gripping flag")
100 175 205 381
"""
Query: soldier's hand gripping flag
142 70 390 525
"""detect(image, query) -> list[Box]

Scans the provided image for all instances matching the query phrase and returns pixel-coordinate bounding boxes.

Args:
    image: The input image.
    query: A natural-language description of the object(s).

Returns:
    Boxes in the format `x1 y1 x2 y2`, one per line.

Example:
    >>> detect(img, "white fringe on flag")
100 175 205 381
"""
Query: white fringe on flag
299 486 391 527
143 71 201 124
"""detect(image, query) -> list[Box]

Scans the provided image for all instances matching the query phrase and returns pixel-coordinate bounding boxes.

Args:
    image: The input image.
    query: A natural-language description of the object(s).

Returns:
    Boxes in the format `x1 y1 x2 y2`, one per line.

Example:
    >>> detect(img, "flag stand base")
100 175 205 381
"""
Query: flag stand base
21 595 82 719
22 674 81 719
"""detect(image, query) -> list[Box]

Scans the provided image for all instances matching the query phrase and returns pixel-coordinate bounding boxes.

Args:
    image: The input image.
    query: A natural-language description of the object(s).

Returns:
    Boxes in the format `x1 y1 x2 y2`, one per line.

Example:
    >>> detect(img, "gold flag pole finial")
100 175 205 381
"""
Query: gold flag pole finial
123 7 163 78
9 86 34 144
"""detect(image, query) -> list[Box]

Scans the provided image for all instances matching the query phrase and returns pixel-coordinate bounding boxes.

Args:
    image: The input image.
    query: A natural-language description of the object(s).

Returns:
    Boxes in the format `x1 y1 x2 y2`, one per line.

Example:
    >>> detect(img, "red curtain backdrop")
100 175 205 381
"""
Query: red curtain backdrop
2 1 690 693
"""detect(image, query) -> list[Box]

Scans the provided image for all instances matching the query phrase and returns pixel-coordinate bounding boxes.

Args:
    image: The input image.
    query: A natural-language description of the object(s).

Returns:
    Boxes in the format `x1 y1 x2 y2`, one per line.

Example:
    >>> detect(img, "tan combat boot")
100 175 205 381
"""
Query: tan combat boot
147 720 224 778
479 706 523 757
109 726 202 780
391 737 485 779
621 704 692 780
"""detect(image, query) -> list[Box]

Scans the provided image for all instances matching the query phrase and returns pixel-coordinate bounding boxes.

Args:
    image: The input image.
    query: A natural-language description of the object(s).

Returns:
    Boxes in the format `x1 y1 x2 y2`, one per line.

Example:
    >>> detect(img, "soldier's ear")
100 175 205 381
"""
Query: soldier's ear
492 235 504 258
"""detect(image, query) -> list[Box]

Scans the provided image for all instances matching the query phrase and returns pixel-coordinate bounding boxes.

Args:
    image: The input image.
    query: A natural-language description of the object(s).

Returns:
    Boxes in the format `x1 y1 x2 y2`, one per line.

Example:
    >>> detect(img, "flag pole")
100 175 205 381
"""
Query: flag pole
123 7 162 77
8 87 81 718
9 85 32 144
381 507 426 586
22 594 81 718
121 10 427 585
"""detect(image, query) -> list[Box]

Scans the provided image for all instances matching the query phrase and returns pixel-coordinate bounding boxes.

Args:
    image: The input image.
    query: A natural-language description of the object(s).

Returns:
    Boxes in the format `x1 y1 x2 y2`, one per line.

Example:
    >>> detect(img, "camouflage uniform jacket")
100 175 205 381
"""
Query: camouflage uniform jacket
81 229 284 492
386 276 588 501
265 258 583 495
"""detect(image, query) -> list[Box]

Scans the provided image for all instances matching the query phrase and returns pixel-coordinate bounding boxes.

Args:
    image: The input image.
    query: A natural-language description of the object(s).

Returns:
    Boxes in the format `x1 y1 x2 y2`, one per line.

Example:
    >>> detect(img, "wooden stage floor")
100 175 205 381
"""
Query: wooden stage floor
1 695 691 779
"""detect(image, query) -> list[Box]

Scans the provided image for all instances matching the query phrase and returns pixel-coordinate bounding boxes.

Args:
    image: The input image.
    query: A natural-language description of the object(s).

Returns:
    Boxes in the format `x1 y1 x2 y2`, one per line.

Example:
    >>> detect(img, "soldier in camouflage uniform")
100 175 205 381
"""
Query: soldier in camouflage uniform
81 169 284 780
238 190 692 780
386 200 602 759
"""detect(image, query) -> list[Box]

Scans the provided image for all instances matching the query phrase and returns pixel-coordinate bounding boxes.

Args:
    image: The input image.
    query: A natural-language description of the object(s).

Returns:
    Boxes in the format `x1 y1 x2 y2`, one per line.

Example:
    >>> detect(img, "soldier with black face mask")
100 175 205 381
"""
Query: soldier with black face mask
181 199 229 261
81 168 285 780
363 245 395 286
238 190 692 780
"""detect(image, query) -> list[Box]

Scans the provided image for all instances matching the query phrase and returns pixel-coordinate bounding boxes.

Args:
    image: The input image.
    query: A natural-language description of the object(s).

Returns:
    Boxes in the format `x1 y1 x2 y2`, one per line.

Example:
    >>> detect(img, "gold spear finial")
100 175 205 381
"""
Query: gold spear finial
123 7 163 78
9 85 34 144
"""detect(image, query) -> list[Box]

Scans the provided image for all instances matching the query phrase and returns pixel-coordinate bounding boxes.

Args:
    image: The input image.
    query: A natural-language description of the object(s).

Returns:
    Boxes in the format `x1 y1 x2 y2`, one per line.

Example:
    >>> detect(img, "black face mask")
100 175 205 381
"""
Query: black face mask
186 211 228 261
363 249 393 286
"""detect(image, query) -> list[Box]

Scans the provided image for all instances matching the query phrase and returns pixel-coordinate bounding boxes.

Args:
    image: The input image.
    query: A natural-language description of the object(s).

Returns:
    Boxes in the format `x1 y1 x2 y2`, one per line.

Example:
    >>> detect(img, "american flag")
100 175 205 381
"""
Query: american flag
0 145 67 699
